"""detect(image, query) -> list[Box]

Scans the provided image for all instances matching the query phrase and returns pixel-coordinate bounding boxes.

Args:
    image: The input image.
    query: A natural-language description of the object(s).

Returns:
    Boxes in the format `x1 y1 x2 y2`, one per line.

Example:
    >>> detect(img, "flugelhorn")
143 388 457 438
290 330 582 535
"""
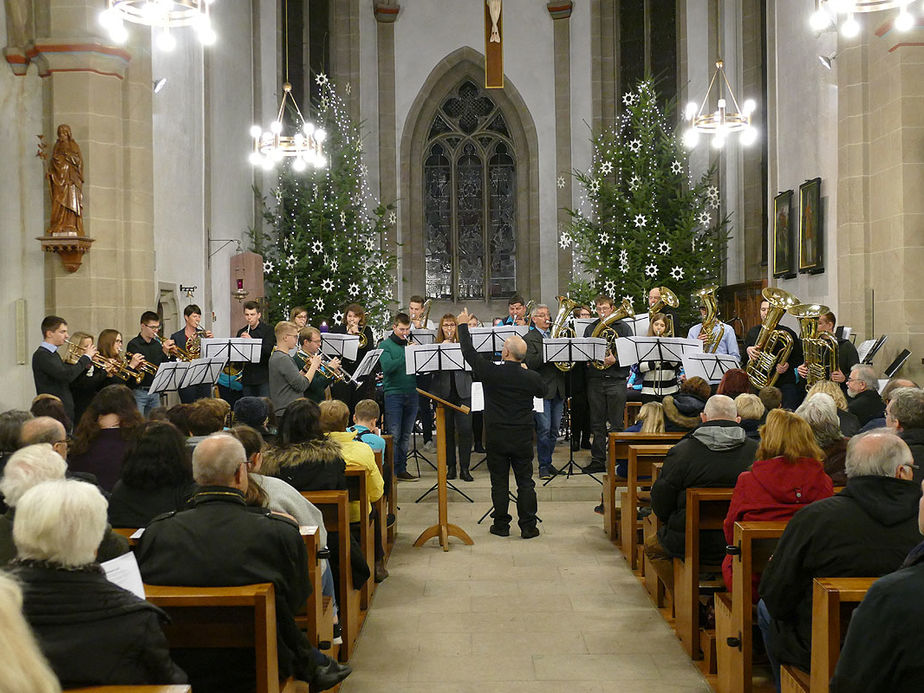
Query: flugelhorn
745 287 800 390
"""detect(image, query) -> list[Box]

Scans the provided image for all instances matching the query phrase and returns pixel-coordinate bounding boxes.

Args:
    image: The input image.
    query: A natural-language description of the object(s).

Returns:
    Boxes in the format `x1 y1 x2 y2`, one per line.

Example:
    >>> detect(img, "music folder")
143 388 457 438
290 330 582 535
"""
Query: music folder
404 343 471 375
351 348 383 385
409 328 436 345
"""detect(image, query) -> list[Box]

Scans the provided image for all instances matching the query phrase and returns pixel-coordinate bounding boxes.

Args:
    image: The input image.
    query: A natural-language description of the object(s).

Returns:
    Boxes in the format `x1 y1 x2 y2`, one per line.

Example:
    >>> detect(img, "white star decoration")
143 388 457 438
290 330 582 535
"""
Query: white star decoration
707 186 720 200
340 211 347 225
332 310 344 325
559 233 572 250
628 139 641 154
388 211 397 224
329 259 338 273
698 211 712 226
557 176 566 189
349 282 360 295
344 82 352 95
670 160 683 175
589 179 601 193
657 241 671 255
364 237 377 252
670 266 685 281
321 278 334 292
634 214 647 228
622 92 636 106
262 260 273 274
285 255 297 270
603 279 617 295
315 297 325 312
709 197 720 210
311 239 324 254
316 73 328 86
629 174 641 191
644 263 658 278
600 161 613 175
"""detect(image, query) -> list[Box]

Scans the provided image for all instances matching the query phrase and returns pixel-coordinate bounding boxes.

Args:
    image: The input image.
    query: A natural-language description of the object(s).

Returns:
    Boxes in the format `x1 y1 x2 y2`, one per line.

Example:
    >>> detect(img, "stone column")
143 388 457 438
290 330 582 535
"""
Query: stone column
549 2 574 295
836 22 924 382
590 0 618 132
374 1 399 304
330 0 361 120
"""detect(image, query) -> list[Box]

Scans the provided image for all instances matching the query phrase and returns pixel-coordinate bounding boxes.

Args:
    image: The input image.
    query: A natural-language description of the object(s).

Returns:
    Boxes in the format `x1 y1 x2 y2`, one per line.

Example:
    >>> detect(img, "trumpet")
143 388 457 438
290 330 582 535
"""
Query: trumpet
124 350 159 377
297 349 351 384
153 333 195 362
64 340 144 384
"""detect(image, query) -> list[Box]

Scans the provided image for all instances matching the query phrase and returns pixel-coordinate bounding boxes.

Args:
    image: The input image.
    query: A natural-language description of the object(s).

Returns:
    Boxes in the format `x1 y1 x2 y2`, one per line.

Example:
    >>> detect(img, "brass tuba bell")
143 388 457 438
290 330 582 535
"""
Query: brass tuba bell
745 287 801 390
695 285 725 353
590 298 635 369
788 303 839 389
649 286 680 337
550 295 580 372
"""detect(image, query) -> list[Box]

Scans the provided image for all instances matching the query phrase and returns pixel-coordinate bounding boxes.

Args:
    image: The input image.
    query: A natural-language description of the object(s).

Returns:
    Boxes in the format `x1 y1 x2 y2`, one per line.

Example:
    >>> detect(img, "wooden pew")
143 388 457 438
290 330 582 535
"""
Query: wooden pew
715 520 788 693
674 487 735 660
143 583 300 693
604 431 686 540
373 449 388 562
382 434 397 553
68 687 192 692
619 444 673 569
301 490 360 662
624 400 642 429
641 461 666 607
345 468 375 610
779 577 876 693
294 526 334 655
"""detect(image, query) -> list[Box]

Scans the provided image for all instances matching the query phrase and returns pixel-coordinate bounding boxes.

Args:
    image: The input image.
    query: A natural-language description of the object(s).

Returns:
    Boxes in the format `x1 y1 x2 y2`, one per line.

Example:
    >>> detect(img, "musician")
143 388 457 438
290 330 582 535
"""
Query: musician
502 295 529 327
289 306 309 329
378 312 419 482
431 314 474 482
127 311 176 416
32 315 96 424
627 313 684 403
270 322 321 416
292 326 339 404
569 306 593 451
467 313 487 454
170 304 213 403
583 295 634 474
237 300 275 398
67 331 110 424
408 295 435 330
687 305 740 360
796 311 859 394
743 298 804 409
409 295 436 452
457 308 545 538
97 329 145 389
524 305 565 480
331 303 375 411
648 287 680 335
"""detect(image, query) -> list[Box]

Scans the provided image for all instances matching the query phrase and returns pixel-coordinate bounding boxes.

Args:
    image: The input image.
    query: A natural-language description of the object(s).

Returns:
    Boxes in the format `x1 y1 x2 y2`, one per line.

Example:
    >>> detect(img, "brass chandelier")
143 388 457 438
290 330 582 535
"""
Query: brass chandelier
98 0 217 50
810 1 921 36
682 59 757 149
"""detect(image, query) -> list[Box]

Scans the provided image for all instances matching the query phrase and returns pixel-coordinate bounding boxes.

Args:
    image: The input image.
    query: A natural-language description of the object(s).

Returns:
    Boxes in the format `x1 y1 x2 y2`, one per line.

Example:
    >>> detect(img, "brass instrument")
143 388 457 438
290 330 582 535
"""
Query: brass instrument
550 295 579 372
153 333 195 362
123 350 159 377
745 287 801 389
186 326 207 359
412 298 432 328
297 349 350 384
357 320 367 350
63 340 143 384
649 286 680 337
590 298 635 369
523 299 535 327
695 285 725 353
789 303 839 389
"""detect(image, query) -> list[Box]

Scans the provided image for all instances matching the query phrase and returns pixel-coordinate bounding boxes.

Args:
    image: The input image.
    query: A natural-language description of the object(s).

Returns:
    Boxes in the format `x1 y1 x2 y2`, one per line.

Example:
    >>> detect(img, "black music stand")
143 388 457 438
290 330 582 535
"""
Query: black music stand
200 337 263 366
351 348 383 386
681 352 741 384
177 357 226 395
149 361 190 395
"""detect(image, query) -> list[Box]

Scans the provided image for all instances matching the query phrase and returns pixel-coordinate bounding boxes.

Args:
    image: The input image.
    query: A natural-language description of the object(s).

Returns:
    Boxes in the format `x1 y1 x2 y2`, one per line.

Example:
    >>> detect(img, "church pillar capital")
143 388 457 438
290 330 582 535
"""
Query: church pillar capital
547 2 573 20
374 2 401 24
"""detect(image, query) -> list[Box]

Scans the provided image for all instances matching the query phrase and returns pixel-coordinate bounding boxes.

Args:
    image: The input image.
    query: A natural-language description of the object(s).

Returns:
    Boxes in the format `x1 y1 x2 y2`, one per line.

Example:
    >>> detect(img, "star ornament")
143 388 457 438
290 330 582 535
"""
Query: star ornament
316 73 329 86
332 310 344 325
557 176 566 189
311 239 324 254
329 259 339 273
315 297 325 312
657 241 671 255
670 160 683 175
349 282 360 295
364 237 377 252
603 279 617 295
628 174 641 192
321 278 334 292
670 266 685 281
262 260 274 274
707 185 720 200
285 255 297 270
589 179 601 194
622 92 636 107
600 161 613 176
644 263 658 278
628 139 642 154
388 210 397 224
698 211 712 226
634 214 647 228
559 233 572 250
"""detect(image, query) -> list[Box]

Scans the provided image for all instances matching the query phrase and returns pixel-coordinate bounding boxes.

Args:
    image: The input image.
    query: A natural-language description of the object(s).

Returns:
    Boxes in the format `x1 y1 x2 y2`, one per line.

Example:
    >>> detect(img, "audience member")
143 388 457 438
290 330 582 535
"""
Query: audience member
0 570 61 693
806 380 860 436
796 393 849 484
722 409 833 596
30 395 72 436
108 421 197 528
14 479 186 688
661 376 711 431
136 434 351 691
716 368 752 399
348 399 387 454
184 398 228 449
232 396 270 434
758 430 922 684
886 387 924 479
645 395 757 593
146 406 169 422
735 393 765 441
20 416 70 462
858 378 918 431
0 409 32 467
68 384 144 491
613 402 666 479
165 403 193 436
757 386 782 413
846 364 885 427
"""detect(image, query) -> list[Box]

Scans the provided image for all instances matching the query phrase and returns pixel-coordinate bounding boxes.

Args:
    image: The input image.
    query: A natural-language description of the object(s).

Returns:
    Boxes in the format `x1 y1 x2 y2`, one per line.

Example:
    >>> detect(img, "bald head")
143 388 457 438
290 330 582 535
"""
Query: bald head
845 429 913 479
192 433 248 489
703 395 738 422
502 335 527 362
20 417 68 459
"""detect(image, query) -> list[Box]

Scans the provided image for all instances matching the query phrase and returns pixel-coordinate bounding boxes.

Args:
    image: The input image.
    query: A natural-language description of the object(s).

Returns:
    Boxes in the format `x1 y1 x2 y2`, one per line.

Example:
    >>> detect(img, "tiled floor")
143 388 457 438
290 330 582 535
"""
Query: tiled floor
341 443 711 692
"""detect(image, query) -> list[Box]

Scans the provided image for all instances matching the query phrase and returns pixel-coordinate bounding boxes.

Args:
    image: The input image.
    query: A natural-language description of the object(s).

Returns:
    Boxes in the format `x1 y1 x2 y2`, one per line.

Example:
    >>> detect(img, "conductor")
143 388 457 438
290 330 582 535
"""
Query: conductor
457 308 546 539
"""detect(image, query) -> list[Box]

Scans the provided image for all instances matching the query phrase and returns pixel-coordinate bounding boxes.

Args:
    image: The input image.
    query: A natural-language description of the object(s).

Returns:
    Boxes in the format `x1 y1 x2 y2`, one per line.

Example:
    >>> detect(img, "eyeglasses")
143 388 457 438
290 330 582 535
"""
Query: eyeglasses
904 463 920 471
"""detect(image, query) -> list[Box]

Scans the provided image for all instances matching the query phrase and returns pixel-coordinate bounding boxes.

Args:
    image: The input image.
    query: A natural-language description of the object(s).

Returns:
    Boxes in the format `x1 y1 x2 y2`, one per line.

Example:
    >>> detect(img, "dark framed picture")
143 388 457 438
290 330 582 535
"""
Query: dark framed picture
773 190 795 278
799 177 823 274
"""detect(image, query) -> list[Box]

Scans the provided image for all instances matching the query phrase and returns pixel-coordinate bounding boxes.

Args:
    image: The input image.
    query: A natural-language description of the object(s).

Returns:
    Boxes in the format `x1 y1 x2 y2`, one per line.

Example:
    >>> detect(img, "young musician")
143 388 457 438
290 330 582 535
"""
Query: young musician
524 304 565 480
268 321 320 416
569 306 593 451
32 315 97 424
331 303 375 410
744 298 803 409
409 295 435 452
431 314 474 482
458 308 545 538
292 326 339 404
67 331 109 424
379 312 419 481
687 305 740 360
289 306 309 329
170 304 213 403
237 301 275 398
126 311 176 416
797 311 859 395
627 313 684 403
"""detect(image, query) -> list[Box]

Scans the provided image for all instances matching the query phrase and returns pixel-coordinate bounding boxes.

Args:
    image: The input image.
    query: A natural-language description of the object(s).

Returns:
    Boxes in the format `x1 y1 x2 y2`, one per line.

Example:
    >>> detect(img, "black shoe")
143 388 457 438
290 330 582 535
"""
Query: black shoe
447 467 457 480
584 461 605 474
538 467 553 480
593 503 605 516
581 438 592 450
386 512 396 528
521 526 540 539
396 471 419 481
474 445 486 453
374 559 389 583
332 623 343 645
460 470 473 482
489 524 510 537
312 658 352 689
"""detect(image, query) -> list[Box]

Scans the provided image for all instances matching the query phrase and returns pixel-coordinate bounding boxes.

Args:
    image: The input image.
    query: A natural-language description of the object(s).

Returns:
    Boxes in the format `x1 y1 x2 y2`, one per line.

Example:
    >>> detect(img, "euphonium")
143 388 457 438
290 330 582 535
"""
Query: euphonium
745 287 801 389
695 285 725 353
550 295 580 372
649 286 680 337
789 303 839 389
591 298 635 369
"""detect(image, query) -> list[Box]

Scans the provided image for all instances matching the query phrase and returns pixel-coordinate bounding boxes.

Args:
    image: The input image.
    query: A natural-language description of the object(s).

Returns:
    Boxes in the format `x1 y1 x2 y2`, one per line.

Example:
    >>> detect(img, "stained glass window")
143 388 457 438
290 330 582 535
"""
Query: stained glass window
423 80 517 301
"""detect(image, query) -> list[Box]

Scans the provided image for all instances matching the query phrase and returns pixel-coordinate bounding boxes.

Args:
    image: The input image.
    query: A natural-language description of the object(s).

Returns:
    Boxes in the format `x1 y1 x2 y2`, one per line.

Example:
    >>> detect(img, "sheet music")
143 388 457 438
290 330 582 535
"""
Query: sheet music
409 328 436 345
468 325 529 352
322 333 360 361
542 337 607 364
624 314 651 337
573 318 597 337
178 357 226 389
681 353 740 384
200 338 262 363
351 348 383 383
615 336 702 367
404 343 471 374
857 339 877 364
149 361 189 394
100 552 146 600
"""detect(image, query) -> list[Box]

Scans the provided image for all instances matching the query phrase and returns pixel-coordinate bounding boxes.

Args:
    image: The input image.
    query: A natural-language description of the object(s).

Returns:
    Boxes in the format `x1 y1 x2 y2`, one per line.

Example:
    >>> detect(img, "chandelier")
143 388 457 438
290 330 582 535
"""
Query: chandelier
682 59 757 149
810 1 921 36
98 0 217 50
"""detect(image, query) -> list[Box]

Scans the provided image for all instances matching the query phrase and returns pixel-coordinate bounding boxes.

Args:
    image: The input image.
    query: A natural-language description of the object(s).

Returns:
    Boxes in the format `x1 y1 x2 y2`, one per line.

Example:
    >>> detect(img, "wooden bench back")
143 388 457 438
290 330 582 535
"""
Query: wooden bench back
67 687 192 692
608 431 686 461
809 577 876 693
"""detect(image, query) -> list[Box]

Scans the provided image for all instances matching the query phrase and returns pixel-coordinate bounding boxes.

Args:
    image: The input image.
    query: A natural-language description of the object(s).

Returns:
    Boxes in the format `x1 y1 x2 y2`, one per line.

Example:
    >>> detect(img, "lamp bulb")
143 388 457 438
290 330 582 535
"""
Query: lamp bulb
250 125 263 139
269 120 283 135
841 14 860 38
712 134 726 149
895 10 914 32
248 151 263 166
156 30 176 51
740 126 758 146
682 128 700 149
110 22 129 44
292 157 307 172
742 99 756 116
809 9 833 32
684 101 699 121
315 128 327 143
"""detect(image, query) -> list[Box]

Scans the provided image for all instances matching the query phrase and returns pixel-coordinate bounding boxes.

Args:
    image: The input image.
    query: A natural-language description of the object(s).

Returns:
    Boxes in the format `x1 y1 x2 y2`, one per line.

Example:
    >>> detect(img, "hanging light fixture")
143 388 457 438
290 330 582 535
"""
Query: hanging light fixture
248 0 327 172
98 1 217 49
682 59 757 149
810 1 920 37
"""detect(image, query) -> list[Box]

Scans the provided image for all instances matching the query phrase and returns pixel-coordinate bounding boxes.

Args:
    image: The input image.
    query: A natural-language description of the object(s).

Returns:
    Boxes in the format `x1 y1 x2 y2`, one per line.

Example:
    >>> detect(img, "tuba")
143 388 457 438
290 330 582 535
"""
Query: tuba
695 285 725 353
591 298 635 369
649 286 680 337
788 303 839 389
550 295 580 372
745 287 801 390
522 299 536 327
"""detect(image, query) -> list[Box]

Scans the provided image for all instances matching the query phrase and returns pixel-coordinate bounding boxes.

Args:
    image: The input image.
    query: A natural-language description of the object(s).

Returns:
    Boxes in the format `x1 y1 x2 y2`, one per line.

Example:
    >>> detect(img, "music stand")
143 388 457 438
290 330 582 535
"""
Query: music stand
681 352 741 384
409 328 436 345
468 325 529 352
149 361 190 395
615 336 702 367
624 314 651 337
200 337 263 365
412 388 475 552
322 333 360 361
350 348 383 386
178 357 226 392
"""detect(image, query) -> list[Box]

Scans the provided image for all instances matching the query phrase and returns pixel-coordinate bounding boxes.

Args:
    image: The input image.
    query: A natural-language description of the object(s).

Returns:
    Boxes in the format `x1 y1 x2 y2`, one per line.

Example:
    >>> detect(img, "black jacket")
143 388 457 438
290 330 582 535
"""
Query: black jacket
263 438 347 493
108 480 197 528
524 328 566 400
650 420 757 560
16 561 186 688
583 318 634 379
900 427 924 483
32 345 91 422
837 408 861 437
743 324 803 385
759 476 922 672
70 365 109 426
236 321 275 386
847 389 885 427
830 540 924 692
137 487 315 692
662 393 708 432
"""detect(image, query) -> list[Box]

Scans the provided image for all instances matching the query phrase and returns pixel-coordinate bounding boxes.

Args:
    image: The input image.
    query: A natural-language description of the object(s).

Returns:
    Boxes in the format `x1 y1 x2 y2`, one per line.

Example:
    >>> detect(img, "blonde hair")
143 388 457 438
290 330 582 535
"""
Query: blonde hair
635 402 665 433
756 409 825 463
735 393 765 421
319 400 350 433
807 380 849 411
274 320 298 341
0 572 61 693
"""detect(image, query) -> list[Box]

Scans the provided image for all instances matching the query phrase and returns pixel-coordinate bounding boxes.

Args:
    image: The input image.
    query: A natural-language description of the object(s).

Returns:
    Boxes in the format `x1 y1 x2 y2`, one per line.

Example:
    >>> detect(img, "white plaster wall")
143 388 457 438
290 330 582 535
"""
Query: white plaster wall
0 10 49 410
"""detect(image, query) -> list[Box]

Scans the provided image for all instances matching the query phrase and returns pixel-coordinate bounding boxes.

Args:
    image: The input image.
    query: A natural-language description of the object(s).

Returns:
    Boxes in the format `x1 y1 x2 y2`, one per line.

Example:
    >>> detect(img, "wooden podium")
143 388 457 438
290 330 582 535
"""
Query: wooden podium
413 388 475 552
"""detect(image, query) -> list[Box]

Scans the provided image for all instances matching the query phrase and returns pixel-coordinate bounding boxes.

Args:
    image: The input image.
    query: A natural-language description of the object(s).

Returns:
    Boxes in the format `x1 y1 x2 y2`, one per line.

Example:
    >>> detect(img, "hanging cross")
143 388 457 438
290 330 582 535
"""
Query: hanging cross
485 0 503 88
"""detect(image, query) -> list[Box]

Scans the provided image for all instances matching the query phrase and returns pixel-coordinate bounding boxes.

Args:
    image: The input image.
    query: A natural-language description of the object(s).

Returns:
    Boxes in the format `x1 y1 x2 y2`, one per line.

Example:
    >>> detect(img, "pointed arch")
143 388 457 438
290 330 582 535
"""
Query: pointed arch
399 46 540 312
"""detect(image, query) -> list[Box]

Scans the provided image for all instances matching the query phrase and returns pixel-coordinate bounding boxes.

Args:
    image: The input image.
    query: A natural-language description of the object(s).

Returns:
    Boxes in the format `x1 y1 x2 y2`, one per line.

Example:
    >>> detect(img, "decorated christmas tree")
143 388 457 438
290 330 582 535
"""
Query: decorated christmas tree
252 76 396 329
565 78 729 327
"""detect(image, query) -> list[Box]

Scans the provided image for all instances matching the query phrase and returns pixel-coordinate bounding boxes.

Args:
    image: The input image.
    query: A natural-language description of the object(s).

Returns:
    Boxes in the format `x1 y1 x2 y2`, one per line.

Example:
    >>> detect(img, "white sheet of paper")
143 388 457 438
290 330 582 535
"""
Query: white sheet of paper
471 382 484 412
100 552 146 600
130 528 145 540
533 397 544 413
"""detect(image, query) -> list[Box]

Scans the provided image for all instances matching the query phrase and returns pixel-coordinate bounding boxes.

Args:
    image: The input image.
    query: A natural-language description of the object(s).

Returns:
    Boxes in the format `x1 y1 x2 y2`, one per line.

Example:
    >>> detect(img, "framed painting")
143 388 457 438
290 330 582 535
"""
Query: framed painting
772 190 795 279
799 177 823 274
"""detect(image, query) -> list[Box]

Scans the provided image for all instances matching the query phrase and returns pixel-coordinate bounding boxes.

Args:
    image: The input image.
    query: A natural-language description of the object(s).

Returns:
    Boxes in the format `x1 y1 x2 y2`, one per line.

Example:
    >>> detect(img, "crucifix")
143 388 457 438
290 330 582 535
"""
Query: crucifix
484 0 503 89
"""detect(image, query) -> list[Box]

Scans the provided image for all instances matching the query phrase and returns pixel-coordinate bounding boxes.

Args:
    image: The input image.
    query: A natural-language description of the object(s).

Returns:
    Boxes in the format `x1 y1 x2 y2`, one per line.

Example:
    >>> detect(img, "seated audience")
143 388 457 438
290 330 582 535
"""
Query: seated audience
0 409 32 471
30 395 72 436
68 384 144 491
0 444 128 566
735 393 765 441
348 398 387 454
20 416 71 463
0 570 61 693
645 395 758 593
661 376 711 432
886 386 924 479
146 406 169 422
758 386 782 413
136 434 351 692
722 409 833 595
796 393 849 484
807 380 861 436
184 398 229 449
846 364 886 427
14 479 186 688
830 476 924 691
108 421 197 528
758 430 922 685
165 403 193 436
716 368 752 399
614 402 666 479
232 396 270 434
858 377 918 432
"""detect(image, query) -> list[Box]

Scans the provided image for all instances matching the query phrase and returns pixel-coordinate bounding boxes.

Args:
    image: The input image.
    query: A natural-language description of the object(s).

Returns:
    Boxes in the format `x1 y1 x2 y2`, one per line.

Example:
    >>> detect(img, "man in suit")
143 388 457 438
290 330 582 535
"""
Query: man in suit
31 315 97 423
237 301 275 398
524 304 566 480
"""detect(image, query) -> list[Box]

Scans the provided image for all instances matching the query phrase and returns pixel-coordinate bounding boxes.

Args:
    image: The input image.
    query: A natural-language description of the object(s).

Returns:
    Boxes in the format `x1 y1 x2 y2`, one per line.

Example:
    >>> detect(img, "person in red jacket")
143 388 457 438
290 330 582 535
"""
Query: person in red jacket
722 408 834 598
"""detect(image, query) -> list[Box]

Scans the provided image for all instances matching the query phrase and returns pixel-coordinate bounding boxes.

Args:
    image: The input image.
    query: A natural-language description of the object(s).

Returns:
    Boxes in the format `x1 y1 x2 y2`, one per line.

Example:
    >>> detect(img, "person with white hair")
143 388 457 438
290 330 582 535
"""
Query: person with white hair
0 570 61 693
757 430 922 686
13 479 186 688
136 433 352 692
846 363 886 427
0 444 128 566
645 394 758 593
796 393 849 484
